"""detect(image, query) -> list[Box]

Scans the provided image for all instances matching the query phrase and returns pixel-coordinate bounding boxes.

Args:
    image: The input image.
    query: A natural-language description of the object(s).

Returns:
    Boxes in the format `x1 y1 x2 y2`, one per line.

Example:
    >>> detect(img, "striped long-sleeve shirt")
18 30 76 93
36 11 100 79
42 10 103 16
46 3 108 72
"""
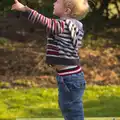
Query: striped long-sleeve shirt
22 6 84 66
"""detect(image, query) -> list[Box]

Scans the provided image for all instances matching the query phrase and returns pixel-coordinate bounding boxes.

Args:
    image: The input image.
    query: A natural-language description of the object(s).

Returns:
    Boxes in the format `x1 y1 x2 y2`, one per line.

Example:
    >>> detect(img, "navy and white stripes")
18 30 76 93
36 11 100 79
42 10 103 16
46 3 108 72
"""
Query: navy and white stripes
28 9 65 34
23 8 84 66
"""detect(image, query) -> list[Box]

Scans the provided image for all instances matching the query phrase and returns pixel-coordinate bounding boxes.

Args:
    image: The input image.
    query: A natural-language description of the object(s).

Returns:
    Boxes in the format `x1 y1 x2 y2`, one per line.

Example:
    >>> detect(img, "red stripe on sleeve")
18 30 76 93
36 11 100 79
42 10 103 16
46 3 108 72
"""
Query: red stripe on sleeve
41 15 45 24
47 51 59 55
33 11 38 23
40 15 43 22
47 45 59 51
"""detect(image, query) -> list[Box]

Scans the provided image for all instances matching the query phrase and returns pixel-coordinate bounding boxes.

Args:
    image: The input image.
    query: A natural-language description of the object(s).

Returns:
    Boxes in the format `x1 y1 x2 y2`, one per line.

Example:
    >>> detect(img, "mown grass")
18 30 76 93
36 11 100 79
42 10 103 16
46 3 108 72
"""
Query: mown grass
16 118 120 120
0 85 120 119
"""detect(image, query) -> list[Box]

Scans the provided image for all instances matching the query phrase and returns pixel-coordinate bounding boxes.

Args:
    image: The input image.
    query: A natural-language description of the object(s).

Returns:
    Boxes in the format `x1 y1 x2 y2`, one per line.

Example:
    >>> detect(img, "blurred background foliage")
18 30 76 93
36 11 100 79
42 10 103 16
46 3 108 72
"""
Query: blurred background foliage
0 0 120 19
0 0 120 33
0 0 119 87
0 0 119 18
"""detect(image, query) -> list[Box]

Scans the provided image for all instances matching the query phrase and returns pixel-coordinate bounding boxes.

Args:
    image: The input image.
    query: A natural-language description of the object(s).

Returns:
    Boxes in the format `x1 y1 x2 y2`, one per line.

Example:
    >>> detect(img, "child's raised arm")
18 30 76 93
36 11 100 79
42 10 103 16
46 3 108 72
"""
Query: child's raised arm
26 9 65 34
11 0 65 34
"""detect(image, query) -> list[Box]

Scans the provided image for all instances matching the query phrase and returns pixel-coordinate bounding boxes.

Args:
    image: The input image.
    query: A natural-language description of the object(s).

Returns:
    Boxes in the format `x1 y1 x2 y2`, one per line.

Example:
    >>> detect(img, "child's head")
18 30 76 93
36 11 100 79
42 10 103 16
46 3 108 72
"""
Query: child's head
53 0 90 18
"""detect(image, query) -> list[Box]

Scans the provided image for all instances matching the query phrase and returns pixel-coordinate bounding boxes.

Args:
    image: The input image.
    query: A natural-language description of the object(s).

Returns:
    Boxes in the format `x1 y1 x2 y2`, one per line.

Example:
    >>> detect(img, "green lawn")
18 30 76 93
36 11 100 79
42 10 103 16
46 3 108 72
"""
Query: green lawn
0 85 120 119
16 118 120 120
5 117 120 120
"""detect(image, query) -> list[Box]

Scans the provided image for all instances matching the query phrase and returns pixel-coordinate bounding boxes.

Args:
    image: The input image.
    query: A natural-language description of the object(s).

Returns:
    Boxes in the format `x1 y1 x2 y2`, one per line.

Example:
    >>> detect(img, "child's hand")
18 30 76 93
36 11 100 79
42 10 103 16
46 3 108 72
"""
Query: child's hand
11 0 26 12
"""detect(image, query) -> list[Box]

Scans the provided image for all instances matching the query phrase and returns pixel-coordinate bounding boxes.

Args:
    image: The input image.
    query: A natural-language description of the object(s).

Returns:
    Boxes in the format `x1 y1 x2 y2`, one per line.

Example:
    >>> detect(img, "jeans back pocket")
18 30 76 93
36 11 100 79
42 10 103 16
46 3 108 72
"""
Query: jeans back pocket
62 72 86 92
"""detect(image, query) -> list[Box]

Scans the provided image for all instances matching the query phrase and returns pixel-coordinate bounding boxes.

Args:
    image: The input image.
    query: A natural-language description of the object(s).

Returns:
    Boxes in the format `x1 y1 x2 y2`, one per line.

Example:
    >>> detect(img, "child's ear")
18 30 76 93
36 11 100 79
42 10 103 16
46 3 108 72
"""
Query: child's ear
65 8 71 15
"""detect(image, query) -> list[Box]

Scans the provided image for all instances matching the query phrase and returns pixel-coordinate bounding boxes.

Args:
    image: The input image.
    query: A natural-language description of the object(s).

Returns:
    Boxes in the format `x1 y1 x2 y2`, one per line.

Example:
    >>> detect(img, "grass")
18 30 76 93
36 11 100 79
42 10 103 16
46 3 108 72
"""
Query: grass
2 117 120 120
0 85 120 119
15 118 120 120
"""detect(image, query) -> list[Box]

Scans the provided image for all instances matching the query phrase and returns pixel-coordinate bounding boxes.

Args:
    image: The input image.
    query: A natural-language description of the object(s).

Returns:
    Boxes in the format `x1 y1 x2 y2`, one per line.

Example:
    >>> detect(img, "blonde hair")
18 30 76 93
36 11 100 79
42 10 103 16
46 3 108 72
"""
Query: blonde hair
63 0 90 18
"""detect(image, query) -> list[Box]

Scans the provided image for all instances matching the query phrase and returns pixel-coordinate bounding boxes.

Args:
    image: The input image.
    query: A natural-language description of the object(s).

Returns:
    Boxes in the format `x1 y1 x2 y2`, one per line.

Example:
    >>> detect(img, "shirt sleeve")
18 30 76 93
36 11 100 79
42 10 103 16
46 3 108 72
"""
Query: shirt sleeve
22 6 65 34
66 19 84 48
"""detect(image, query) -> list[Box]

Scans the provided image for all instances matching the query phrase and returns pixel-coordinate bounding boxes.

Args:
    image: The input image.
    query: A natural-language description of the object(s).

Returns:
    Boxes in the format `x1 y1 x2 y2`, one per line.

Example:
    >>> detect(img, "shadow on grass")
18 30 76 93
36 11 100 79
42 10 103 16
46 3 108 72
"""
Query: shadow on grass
19 95 120 118
84 95 120 117
23 108 62 118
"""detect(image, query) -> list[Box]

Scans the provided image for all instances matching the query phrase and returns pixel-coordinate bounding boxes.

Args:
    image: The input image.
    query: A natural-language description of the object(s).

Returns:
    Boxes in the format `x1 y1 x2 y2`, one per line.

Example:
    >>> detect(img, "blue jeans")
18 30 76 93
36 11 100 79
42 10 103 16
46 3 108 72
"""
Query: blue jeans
56 72 86 120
